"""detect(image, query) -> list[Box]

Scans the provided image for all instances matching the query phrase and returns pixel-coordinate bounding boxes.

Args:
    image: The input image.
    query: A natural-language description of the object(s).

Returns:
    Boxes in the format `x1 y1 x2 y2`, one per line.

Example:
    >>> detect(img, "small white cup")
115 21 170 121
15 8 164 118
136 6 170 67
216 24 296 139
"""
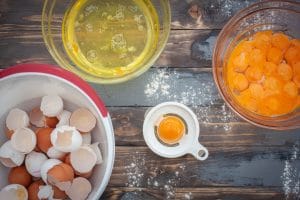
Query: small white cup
143 102 208 161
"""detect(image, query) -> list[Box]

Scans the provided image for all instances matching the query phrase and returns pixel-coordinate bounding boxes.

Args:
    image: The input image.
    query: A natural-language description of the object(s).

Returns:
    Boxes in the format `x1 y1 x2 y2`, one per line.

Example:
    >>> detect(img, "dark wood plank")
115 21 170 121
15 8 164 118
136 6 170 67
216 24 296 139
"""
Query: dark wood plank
107 146 300 188
110 106 300 147
102 187 284 200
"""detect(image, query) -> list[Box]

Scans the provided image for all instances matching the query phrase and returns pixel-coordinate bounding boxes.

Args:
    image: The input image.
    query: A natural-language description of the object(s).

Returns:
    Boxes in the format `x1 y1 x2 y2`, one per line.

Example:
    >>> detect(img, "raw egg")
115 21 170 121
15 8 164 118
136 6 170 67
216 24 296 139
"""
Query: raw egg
156 115 186 145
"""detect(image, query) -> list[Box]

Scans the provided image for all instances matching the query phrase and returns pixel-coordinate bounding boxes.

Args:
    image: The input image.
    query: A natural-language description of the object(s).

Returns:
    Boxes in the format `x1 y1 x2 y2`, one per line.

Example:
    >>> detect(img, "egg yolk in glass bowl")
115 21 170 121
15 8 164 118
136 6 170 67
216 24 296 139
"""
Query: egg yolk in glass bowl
226 31 300 116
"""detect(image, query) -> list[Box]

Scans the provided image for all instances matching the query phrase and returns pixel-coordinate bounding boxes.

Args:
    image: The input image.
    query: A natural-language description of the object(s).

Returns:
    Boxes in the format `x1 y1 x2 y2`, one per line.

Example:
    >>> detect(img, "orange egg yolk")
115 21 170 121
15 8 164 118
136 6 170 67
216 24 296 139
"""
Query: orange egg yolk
157 116 185 144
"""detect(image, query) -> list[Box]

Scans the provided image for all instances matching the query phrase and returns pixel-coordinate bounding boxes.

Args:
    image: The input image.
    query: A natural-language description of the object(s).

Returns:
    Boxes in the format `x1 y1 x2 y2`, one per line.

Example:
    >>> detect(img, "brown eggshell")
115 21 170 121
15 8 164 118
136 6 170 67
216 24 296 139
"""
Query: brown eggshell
75 169 93 179
36 128 53 153
29 108 44 128
65 177 92 200
5 128 14 139
69 108 96 133
64 154 71 165
52 186 67 199
47 163 74 186
28 180 45 200
44 117 59 128
8 166 32 187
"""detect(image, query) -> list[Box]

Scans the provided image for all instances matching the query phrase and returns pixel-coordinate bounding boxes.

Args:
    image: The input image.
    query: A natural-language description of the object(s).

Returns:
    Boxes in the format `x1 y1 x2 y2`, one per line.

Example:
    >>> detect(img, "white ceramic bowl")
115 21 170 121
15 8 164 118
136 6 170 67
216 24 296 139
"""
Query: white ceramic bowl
0 63 115 199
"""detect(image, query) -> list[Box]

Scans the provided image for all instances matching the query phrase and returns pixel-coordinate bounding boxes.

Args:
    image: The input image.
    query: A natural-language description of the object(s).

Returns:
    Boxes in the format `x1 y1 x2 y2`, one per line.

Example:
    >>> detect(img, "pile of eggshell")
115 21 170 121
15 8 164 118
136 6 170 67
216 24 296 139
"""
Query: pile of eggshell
0 95 102 200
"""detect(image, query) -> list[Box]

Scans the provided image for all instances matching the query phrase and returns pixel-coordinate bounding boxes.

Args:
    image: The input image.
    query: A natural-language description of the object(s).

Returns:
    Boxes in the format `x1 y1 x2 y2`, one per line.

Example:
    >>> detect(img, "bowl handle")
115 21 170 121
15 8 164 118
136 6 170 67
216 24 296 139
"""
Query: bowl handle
189 142 209 161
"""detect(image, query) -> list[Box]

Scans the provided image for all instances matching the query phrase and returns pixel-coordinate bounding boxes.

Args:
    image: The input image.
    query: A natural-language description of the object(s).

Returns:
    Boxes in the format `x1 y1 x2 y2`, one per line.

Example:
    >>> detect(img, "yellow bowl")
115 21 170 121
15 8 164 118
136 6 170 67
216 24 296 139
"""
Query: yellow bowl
42 0 171 84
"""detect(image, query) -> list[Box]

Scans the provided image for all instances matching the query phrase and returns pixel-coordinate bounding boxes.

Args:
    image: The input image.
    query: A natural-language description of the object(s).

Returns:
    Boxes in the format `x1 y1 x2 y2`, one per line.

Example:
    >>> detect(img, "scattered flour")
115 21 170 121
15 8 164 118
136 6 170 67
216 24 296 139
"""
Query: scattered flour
125 151 187 199
281 144 300 200
144 68 237 132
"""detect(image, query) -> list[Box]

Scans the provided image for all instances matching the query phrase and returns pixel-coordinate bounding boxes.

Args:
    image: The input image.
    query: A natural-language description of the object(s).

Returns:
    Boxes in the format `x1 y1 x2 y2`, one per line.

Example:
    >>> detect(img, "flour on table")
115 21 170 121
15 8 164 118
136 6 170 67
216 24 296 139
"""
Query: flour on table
144 68 237 132
124 151 187 199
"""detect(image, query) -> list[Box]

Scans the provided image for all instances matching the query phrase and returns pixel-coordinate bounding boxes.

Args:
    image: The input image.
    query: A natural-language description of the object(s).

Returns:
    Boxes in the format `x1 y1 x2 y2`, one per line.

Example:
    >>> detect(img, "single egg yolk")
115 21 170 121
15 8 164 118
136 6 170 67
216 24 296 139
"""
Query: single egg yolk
157 116 185 145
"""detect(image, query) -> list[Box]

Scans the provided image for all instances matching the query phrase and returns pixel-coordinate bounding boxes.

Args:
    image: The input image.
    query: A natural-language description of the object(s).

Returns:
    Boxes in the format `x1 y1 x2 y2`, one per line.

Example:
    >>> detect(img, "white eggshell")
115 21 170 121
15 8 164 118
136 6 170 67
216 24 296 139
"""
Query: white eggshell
6 108 29 131
70 146 97 173
0 184 28 200
25 151 48 177
29 107 45 128
56 110 71 127
0 141 25 167
40 159 62 184
65 177 92 200
50 126 82 152
90 142 103 164
38 185 53 200
47 146 66 159
40 95 63 117
11 127 37 154
82 132 92 145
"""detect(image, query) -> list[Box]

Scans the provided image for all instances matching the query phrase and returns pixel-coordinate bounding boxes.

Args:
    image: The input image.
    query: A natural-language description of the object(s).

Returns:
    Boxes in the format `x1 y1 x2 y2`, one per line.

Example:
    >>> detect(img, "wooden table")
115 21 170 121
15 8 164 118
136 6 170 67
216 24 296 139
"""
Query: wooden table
1 0 300 199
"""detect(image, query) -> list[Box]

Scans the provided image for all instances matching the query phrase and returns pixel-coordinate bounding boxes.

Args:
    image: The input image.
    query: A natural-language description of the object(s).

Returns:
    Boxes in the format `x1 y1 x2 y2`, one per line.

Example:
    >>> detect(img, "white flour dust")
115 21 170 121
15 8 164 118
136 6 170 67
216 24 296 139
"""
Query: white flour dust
124 152 187 199
281 144 300 200
144 68 237 132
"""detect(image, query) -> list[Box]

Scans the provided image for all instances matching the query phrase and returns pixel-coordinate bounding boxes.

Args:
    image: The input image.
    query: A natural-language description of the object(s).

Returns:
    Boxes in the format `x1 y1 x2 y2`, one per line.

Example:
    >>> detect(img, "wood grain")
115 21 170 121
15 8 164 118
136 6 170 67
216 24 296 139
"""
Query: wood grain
102 187 284 200
108 146 299 188
110 106 300 147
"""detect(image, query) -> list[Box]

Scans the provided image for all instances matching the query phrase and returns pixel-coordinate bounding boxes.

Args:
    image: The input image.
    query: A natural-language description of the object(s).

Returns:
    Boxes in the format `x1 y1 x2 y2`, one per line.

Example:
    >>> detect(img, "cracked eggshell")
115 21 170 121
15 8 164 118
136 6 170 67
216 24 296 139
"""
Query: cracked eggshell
47 146 66 160
56 110 71 127
8 165 32 187
69 108 96 132
0 141 25 167
36 128 53 153
11 127 37 154
29 107 44 128
25 151 48 178
65 177 92 200
38 185 53 200
6 108 29 131
0 184 28 200
70 146 97 174
40 95 63 117
90 142 103 164
50 126 82 153
47 163 74 187
28 180 45 200
81 132 92 145
40 159 62 184
44 116 59 128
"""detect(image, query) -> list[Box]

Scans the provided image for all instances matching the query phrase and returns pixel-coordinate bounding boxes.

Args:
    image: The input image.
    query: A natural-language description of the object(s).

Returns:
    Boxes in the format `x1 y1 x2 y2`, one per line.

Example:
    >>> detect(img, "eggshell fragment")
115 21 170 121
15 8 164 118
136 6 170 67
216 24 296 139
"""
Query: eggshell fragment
40 159 62 184
70 146 97 174
82 132 92 145
47 146 66 160
90 142 103 164
5 127 14 139
0 184 28 200
37 185 53 200
29 108 44 128
28 180 45 200
69 108 96 132
47 163 74 186
53 185 68 199
6 108 29 131
44 116 59 128
11 127 37 154
25 151 48 178
40 95 63 117
8 165 32 187
0 141 25 167
36 128 53 153
75 170 93 179
65 177 92 200
51 126 82 152
56 110 71 127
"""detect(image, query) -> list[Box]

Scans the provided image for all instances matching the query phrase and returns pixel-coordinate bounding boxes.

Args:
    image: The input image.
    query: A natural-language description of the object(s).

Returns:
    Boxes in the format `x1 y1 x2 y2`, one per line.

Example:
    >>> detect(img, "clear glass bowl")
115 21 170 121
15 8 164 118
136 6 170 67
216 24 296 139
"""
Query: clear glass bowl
42 0 170 84
213 1 300 130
